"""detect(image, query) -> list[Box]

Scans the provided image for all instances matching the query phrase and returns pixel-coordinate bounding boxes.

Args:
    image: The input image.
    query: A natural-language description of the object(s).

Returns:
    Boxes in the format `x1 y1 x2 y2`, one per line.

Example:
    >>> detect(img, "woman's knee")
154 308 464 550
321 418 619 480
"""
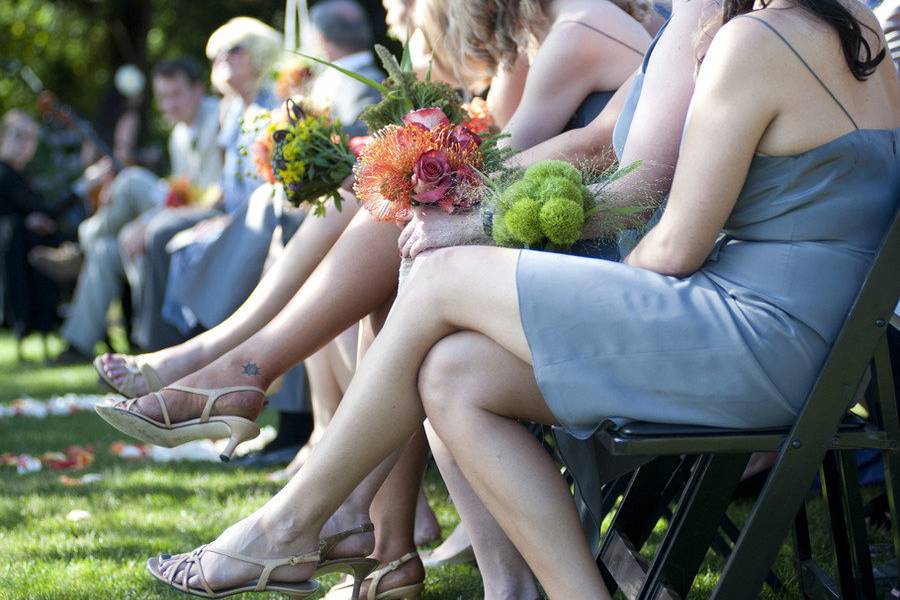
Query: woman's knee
419 331 488 429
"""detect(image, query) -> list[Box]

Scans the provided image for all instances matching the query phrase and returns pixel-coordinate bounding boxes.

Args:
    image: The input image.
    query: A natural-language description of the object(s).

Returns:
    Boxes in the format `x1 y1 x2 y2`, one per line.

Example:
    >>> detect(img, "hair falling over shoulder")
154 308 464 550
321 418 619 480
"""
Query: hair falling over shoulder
721 0 885 80
418 0 652 92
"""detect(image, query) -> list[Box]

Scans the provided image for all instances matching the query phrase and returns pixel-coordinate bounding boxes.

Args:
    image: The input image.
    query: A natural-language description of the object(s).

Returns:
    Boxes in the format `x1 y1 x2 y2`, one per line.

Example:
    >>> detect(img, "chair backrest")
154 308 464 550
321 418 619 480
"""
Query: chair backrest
712 206 900 599
780 207 899 466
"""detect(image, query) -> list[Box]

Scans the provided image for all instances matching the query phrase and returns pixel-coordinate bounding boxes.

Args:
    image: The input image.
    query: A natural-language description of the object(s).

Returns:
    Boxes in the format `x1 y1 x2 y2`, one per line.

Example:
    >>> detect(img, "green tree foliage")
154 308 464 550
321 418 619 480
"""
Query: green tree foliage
0 0 392 144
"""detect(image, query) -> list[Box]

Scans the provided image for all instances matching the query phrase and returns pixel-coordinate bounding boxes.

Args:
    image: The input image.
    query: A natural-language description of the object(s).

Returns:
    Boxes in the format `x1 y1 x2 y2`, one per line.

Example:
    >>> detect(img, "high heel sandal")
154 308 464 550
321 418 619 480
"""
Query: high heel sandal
94 354 163 398
325 551 423 600
94 385 265 461
316 524 379 600
147 544 319 598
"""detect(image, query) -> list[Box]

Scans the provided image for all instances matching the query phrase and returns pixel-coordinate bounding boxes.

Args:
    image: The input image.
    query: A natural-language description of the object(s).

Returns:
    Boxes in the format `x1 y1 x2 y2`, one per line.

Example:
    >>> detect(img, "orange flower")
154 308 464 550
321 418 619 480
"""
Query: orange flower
462 97 495 134
353 122 483 223
252 134 277 184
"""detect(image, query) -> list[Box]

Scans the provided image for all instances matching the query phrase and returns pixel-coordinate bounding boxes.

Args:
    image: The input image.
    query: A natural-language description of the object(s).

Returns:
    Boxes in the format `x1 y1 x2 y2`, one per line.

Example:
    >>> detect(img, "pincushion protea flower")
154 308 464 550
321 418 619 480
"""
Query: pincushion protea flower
352 109 485 223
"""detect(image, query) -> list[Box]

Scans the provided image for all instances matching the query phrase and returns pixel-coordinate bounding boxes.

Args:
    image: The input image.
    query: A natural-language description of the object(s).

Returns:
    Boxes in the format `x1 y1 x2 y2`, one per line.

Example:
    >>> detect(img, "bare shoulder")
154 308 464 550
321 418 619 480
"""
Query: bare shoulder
696 12 785 88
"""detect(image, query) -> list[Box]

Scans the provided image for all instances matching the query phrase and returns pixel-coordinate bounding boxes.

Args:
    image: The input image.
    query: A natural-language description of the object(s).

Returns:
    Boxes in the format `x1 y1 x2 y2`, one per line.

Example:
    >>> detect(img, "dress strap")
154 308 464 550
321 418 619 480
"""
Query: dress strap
737 15 860 131
556 20 646 57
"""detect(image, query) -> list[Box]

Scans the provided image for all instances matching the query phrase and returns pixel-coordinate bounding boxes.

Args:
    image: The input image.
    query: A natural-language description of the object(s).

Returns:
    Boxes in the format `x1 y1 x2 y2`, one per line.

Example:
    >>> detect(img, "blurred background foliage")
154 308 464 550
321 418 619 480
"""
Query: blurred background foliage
0 0 393 160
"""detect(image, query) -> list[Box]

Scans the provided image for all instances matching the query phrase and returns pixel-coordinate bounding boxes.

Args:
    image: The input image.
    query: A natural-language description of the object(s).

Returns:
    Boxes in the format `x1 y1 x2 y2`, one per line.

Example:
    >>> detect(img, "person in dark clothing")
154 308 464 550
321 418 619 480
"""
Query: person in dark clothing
0 110 65 341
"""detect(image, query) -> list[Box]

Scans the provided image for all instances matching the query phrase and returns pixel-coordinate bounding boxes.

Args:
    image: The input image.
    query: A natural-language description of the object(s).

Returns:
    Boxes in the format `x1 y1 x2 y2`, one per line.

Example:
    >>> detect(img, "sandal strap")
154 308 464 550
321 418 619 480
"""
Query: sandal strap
163 385 266 423
139 361 164 392
367 551 419 600
153 392 171 426
318 523 375 558
167 546 214 596
204 546 320 592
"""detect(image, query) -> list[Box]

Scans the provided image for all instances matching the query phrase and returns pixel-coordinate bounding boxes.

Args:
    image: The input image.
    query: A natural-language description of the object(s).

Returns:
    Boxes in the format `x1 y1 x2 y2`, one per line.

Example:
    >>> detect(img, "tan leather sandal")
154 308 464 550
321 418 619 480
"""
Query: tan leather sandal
147 544 319 598
316 524 380 600
325 551 423 600
94 354 163 398
94 385 264 461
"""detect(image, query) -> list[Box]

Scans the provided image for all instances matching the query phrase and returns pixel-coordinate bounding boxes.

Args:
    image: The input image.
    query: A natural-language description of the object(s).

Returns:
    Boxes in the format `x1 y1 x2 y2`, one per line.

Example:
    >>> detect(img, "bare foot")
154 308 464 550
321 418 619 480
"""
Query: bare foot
157 511 319 591
123 355 269 424
99 347 200 396
414 489 441 547
325 550 424 600
319 503 376 560
421 522 474 567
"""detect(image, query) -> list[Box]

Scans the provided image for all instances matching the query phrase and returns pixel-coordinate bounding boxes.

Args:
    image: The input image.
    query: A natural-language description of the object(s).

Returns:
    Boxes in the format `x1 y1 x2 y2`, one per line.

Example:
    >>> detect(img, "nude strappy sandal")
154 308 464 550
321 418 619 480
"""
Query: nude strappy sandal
325 551 423 600
94 385 264 461
147 544 319 598
316 524 380 600
93 354 163 398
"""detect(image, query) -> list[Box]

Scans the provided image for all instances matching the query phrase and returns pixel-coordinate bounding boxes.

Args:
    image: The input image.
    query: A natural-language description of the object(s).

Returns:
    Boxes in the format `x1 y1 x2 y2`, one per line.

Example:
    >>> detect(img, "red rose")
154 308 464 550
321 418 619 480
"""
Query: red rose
349 136 372 158
411 149 453 204
403 107 450 131
449 125 482 152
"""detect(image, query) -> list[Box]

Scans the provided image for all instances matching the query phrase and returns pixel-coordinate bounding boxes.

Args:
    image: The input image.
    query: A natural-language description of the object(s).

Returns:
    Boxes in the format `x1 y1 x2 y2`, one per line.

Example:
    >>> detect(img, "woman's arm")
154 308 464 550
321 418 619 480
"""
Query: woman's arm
582 0 722 239
485 55 530 129
502 23 645 150
625 18 778 277
506 72 635 170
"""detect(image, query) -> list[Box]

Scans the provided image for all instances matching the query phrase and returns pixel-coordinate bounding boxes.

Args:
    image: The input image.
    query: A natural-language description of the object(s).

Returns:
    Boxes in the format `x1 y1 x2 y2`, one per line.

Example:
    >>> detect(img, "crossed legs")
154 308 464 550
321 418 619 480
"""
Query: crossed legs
99 194 362 394
156 246 609 599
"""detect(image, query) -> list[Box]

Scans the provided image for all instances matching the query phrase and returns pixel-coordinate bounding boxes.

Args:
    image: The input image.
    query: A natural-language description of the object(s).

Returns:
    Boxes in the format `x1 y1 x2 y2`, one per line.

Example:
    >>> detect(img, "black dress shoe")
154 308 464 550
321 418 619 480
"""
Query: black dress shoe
229 445 301 468
48 346 92 366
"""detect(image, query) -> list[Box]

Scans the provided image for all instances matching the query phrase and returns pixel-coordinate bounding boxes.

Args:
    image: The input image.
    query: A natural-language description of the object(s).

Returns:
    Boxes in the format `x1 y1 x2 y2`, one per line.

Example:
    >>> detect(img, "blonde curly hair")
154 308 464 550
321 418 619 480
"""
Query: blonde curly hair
419 0 651 91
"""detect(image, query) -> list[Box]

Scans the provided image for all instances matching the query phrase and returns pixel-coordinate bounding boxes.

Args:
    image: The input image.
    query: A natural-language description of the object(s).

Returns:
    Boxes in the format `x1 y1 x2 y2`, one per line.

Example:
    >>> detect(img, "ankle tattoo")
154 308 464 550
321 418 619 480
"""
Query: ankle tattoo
242 362 261 377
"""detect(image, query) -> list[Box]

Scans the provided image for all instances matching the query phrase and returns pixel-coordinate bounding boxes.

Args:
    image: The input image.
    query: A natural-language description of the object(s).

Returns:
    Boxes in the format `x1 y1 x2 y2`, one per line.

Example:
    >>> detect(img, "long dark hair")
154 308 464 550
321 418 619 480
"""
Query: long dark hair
723 1 885 80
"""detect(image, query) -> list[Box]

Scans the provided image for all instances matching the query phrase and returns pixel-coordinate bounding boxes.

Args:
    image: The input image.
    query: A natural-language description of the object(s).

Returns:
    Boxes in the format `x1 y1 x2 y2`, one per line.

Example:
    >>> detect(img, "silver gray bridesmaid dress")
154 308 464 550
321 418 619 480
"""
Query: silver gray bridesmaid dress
518 17 900 439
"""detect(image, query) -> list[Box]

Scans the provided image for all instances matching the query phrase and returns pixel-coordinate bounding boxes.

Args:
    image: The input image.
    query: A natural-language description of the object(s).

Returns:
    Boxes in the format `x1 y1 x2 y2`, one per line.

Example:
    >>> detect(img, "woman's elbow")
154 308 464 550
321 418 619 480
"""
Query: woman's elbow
627 246 704 278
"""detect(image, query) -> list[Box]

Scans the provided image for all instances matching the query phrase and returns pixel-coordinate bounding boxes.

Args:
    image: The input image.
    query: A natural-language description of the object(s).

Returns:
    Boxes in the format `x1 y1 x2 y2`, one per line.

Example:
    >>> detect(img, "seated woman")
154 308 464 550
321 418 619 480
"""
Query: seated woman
140 0 897 597
95 0 650 400
0 110 67 345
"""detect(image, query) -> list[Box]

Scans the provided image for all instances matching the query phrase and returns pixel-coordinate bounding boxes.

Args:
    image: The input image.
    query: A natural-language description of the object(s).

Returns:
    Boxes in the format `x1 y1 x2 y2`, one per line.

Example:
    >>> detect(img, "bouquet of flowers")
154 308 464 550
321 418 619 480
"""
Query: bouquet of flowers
352 107 488 222
487 159 647 251
164 177 220 209
251 99 356 216
297 44 513 223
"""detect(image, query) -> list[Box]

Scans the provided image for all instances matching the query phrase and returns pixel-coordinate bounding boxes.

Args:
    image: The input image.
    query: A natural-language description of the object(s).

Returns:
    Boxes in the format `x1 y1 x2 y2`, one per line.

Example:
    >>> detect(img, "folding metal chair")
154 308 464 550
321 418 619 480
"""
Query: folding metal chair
580 208 900 599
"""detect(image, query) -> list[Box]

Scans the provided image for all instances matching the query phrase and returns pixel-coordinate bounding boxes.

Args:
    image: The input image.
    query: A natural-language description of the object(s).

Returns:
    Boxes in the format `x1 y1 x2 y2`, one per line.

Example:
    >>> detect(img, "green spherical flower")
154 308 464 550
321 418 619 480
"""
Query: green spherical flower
504 197 545 246
499 179 540 211
523 160 582 185
491 211 520 247
538 176 583 204
540 197 585 247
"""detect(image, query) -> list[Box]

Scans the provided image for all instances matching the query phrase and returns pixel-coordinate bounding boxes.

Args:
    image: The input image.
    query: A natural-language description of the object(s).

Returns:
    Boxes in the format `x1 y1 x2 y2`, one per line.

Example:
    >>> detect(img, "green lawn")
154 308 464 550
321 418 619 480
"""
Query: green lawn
0 332 893 599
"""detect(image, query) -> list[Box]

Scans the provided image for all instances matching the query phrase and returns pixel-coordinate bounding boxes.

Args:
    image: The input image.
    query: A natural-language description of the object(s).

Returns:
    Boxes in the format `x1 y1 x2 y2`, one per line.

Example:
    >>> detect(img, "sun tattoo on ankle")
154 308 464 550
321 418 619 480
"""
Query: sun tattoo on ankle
242 362 261 377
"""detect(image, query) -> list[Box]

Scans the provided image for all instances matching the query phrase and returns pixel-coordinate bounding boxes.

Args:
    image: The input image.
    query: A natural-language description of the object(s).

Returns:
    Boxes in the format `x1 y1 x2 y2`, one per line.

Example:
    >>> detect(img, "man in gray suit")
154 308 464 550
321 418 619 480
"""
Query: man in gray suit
308 0 384 137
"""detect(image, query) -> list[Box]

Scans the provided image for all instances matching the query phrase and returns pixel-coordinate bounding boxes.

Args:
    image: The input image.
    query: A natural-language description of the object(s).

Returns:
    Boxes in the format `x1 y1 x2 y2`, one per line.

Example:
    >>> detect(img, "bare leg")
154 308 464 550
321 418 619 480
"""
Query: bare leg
124 209 402 422
426 421 538 599
101 196 359 393
157 247 608 598
414 488 441 547
420 330 605 597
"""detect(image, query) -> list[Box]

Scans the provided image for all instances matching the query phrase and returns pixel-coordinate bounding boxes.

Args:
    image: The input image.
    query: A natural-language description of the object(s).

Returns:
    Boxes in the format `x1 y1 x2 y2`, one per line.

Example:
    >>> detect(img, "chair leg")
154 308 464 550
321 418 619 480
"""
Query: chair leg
821 449 877 599
640 452 750 599
793 502 841 600
717 512 788 595
598 456 689 596
872 329 900 595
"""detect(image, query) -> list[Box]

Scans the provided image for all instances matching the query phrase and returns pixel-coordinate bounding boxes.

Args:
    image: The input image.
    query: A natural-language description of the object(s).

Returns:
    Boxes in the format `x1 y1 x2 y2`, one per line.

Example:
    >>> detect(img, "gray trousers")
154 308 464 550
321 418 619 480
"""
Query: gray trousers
61 168 163 354
130 206 217 351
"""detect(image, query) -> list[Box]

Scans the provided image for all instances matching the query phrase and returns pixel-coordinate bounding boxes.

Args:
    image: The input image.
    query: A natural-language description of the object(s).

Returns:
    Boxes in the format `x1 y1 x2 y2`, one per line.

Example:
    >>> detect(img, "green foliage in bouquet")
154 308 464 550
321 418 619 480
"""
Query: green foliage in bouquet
295 44 465 134
271 102 356 216
360 46 466 132
488 158 645 251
